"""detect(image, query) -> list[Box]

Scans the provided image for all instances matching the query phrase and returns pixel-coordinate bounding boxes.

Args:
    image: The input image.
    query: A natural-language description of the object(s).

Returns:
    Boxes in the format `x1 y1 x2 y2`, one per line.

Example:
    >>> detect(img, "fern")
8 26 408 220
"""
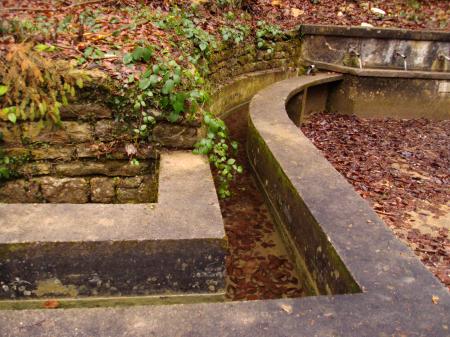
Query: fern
0 43 84 123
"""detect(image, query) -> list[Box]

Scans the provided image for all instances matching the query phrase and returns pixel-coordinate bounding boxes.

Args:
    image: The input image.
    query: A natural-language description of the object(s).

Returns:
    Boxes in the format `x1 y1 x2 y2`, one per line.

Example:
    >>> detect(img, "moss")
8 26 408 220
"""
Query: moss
247 120 361 295
35 278 78 298
0 293 225 310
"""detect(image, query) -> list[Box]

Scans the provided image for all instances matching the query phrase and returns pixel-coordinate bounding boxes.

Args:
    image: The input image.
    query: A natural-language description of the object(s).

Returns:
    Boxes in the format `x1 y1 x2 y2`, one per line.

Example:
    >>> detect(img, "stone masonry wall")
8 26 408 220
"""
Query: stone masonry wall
209 38 302 84
0 37 302 203
0 103 158 203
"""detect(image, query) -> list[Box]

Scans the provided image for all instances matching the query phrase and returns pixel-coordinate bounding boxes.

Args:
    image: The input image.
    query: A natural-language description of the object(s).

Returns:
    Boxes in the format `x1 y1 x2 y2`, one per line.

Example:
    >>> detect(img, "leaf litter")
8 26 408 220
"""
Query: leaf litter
301 113 450 290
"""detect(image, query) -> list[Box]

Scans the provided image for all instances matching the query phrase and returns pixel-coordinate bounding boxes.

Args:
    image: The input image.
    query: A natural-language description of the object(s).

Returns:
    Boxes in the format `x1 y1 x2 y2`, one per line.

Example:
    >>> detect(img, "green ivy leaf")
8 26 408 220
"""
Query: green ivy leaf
172 93 185 114
0 85 8 96
161 79 175 95
139 78 152 90
7 112 17 124
132 46 153 62
123 53 133 64
149 74 159 85
34 44 56 52
167 111 180 123
84 46 94 58
76 78 84 89
172 73 181 85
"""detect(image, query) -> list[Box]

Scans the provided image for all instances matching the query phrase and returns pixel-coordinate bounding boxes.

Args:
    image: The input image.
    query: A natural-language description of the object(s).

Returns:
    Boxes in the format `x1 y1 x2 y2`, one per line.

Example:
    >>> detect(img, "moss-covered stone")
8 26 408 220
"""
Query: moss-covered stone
39 176 89 203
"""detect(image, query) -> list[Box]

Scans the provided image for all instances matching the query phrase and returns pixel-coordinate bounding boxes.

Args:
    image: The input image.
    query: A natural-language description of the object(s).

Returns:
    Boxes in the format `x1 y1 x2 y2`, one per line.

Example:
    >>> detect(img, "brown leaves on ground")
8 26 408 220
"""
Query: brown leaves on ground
215 107 305 301
301 113 450 290
0 1 447 83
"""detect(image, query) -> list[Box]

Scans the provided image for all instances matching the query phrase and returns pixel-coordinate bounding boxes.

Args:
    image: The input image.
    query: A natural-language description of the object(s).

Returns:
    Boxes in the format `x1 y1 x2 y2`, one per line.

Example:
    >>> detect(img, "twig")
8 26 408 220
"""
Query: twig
0 7 56 12
93 55 119 60
54 44 83 55
66 0 106 9
375 210 395 216
0 0 113 12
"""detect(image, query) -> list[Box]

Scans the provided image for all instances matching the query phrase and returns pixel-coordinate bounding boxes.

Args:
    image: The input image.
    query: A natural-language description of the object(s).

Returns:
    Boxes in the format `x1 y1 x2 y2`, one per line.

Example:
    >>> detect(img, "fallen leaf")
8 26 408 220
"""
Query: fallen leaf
271 0 281 6
432 295 440 304
291 8 304 18
43 300 60 309
280 303 293 314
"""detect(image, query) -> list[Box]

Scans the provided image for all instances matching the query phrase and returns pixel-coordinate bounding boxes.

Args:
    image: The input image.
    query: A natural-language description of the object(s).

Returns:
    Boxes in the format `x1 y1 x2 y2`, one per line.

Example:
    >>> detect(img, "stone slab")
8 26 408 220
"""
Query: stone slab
0 152 223 242
0 152 226 300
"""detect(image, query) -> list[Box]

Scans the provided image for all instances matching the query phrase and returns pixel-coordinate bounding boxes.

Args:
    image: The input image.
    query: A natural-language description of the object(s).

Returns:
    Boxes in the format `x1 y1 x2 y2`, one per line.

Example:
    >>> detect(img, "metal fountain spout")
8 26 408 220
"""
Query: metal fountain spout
394 51 408 71
349 48 363 69
437 52 450 62
306 64 316 76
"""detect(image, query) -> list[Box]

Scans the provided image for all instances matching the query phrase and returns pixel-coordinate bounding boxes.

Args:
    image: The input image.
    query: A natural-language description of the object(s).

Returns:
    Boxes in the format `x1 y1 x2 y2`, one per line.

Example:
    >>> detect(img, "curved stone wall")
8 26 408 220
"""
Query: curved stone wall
247 72 450 317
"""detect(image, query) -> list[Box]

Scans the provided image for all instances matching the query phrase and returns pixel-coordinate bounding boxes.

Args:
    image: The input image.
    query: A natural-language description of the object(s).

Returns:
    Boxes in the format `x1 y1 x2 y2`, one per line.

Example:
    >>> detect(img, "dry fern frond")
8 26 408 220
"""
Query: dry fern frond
0 43 84 124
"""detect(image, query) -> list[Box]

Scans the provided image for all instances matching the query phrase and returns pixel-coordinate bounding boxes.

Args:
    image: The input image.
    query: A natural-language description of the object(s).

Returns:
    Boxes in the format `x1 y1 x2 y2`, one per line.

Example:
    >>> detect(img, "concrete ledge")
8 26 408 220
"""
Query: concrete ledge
306 60 450 80
0 152 226 302
300 24 450 42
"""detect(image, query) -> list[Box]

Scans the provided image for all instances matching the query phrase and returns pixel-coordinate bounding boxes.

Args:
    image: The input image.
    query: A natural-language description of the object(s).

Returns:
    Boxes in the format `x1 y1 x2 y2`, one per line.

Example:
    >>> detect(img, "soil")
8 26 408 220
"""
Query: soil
212 105 306 301
301 113 450 290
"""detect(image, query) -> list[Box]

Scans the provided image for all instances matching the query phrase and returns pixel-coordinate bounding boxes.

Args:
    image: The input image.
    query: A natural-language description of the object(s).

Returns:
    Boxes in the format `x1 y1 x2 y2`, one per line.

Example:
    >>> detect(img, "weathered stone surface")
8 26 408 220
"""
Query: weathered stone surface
153 123 199 148
0 179 41 203
60 103 112 120
75 142 110 158
0 152 225 306
22 121 93 144
18 162 52 176
31 146 74 160
0 139 449 334
0 122 22 145
76 142 157 160
117 176 155 203
117 176 143 188
327 73 450 120
116 187 139 203
136 175 157 203
3 147 30 157
55 160 151 177
95 120 131 142
39 177 89 203
301 33 450 73
55 161 105 176
90 177 116 203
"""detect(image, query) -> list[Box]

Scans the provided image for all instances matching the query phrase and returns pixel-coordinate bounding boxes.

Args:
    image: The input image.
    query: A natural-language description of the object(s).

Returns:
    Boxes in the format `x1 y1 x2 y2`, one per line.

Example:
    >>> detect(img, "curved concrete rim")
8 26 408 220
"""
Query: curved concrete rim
247 73 450 334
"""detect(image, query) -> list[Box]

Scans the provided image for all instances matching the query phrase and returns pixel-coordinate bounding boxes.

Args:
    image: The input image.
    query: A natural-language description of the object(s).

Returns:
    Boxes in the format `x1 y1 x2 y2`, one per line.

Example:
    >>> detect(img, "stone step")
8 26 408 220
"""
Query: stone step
0 152 226 306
